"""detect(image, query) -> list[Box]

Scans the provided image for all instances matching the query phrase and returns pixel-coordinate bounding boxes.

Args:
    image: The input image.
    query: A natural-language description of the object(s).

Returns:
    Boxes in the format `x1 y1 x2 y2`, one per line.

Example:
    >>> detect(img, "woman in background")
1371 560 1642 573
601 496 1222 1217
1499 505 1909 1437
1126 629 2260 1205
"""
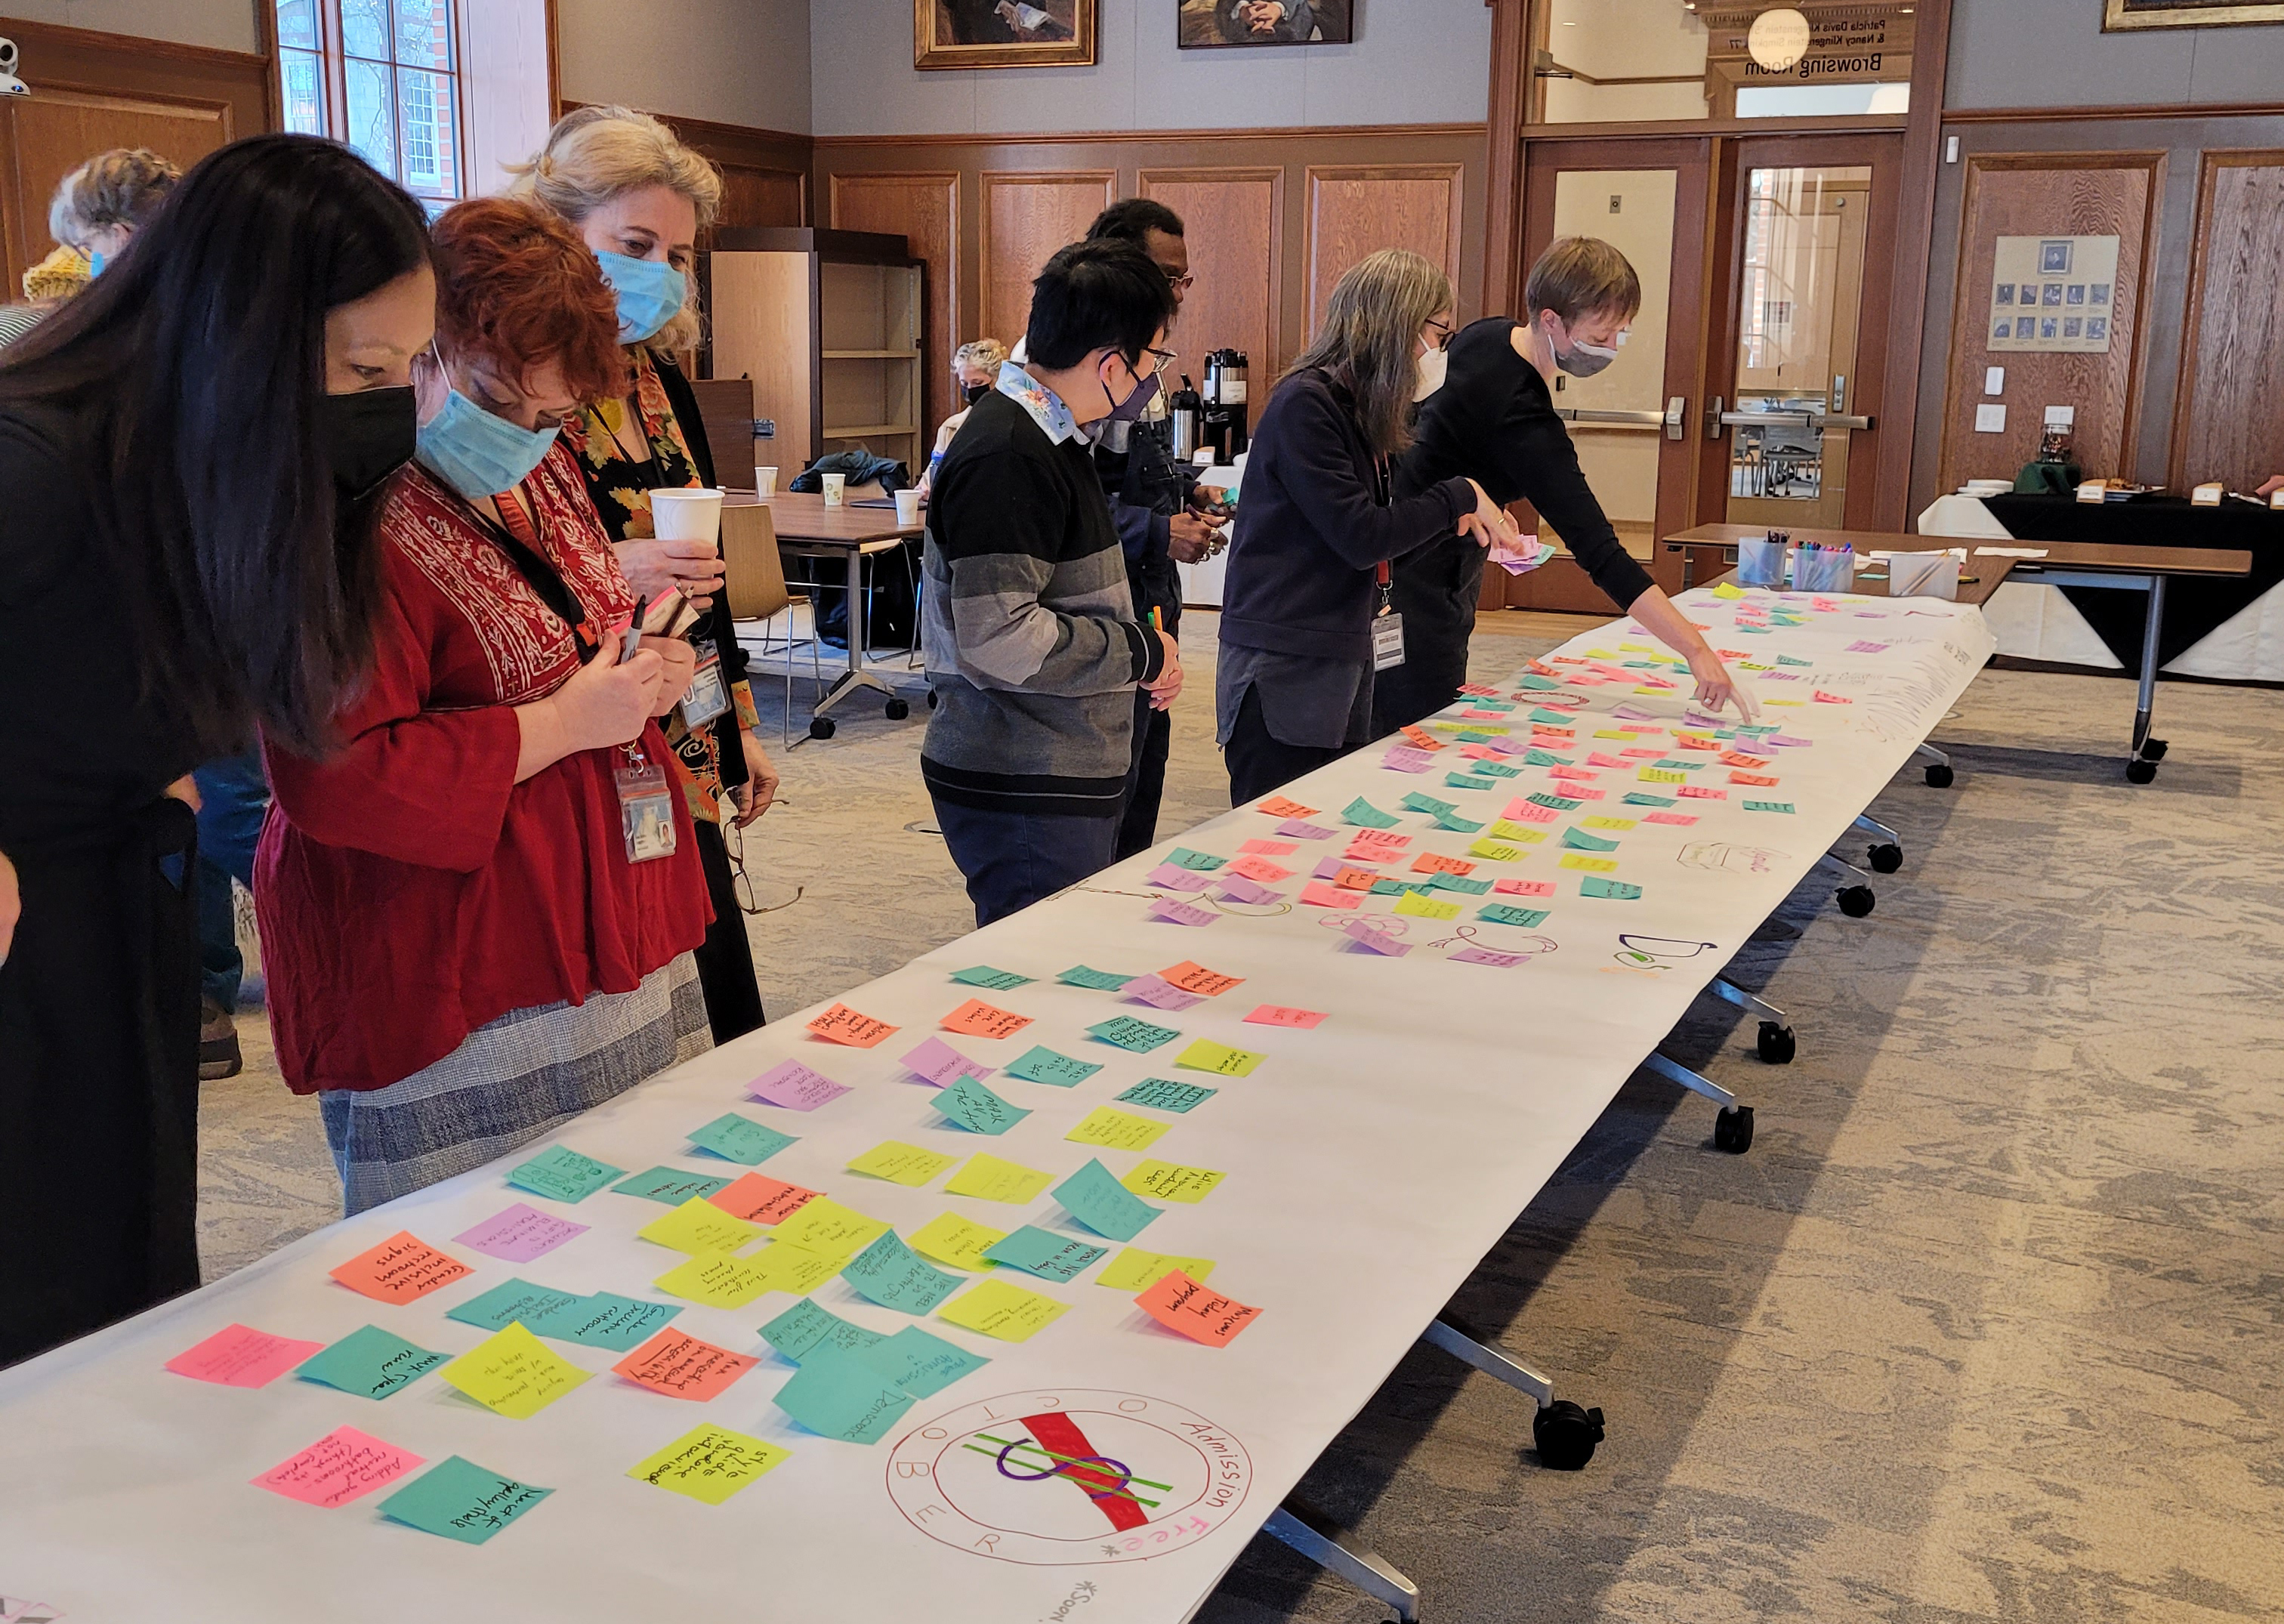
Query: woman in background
513 105 778 1043
918 338 1008 496
0 149 180 348
258 197 708 1215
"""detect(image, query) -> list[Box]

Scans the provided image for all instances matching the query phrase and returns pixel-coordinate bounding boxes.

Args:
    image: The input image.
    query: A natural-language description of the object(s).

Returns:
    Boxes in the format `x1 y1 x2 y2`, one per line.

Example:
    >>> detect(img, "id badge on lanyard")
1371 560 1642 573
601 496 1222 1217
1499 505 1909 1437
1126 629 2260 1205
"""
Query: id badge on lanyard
680 651 729 728
1372 558 1405 672
615 743 677 863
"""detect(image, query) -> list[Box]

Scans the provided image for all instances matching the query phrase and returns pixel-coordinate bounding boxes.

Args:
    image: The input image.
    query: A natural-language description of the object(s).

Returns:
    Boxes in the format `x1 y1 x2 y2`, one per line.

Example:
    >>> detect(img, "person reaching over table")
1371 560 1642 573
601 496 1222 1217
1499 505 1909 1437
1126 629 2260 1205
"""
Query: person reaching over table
258 197 708 1216
1375 236 1756 733
1215 248 1518 804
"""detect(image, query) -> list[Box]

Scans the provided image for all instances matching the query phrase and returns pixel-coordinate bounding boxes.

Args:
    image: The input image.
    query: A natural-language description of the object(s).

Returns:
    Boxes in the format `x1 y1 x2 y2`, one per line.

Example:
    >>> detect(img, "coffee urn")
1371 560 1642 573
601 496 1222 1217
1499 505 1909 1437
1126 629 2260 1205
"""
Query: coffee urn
1202 348 1250 461
1168 373 1202 462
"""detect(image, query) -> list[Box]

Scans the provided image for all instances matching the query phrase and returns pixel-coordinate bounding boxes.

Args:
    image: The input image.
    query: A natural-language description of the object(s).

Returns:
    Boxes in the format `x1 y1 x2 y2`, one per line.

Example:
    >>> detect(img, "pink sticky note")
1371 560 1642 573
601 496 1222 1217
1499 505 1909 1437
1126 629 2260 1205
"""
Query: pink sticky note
1450 946 1529 967
1458 708 1506 720
1813 690 1853 704
1215 873 1281 904
1149 896 1218 927
1224 854 1292 883
1146 863 1212 892
1644 812 1699 826
1585 752 1627 769
1276 820 1336 839
1620 747 1665 758
1563 786 1607 800
748 1057 852 1111
1341 919 1411 956
1502 798 1559 824
1349 829 1410 851
1493 878 1556 897
1300 881 1361 910
1459 744 1502 761
1239 839 1298 856
452 1203 589 1264
1677 786 1727 800
1457 683 1497 696
1123 974 1208 1011
1548 765 1597 782
165 1323 325 1389
1381 746 1436 773
252 1426 423 1509
1245 1005 1328 1029
901 1036 993 1087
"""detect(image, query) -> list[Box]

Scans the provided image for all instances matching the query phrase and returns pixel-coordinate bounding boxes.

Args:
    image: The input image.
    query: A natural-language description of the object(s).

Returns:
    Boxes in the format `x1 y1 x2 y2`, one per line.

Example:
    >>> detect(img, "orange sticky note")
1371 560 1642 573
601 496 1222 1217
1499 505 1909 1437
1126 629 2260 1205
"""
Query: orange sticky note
1158 962 1245 997
1299 881 1360 909
611 1329 759 1401
1222 854 1292 883
1397 724 1444 752
1245 1005 1326 1029
327 1231 471 1306
1333 867 1378 891
807 1002 899 1048
1134 1270 1262 1348
1730 770 1779 786
707 1171 820 1224
942 999 1032 1040
1409 852 1475 877
1255 795 1319 819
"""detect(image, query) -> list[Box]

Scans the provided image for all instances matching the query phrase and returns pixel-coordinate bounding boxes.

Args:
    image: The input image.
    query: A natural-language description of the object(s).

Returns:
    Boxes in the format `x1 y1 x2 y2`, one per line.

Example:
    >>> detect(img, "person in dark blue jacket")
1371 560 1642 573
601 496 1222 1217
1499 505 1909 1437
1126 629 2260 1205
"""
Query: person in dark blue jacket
1215 248 1516 804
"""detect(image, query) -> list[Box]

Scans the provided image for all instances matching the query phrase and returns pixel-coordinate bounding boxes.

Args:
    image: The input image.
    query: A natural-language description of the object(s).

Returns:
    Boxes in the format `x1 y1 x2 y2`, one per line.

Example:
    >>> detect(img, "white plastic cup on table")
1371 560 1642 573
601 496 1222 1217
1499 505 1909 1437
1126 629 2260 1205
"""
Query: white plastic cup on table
821 472 846 507
648 486 724 546
755 465 777 499
894 488 922 526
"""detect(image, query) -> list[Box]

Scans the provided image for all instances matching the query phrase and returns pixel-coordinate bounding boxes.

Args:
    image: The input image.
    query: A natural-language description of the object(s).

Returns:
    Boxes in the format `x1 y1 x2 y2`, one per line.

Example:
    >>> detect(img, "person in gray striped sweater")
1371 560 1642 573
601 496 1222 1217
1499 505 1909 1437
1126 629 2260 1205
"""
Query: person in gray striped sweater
921 239 1183 926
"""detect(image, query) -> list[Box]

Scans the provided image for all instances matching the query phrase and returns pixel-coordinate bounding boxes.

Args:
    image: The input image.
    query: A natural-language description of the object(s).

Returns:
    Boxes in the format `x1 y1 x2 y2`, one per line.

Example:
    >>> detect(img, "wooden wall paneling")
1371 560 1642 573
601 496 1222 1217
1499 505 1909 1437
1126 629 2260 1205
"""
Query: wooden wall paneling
830 171 959 436
1137 165 1282 384
1869 0 1952 532
618 110 811 231
2168 150 2284 494
1936 153 2161 498
710 249 817 464
980 169 1114 357
1302 163 1465 338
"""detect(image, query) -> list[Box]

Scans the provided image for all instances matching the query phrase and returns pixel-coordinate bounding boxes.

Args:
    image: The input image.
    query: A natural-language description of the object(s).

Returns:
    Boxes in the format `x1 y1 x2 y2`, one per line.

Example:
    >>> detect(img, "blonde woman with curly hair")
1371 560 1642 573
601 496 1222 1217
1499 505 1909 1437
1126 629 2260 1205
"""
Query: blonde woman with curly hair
510 105 779 1043
918 336 1008 494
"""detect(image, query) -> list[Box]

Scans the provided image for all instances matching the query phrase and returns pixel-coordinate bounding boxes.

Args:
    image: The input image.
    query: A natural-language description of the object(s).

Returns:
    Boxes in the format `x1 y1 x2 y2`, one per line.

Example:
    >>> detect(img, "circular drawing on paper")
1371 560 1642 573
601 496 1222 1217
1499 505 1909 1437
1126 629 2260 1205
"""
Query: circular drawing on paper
886 1389 1253 1565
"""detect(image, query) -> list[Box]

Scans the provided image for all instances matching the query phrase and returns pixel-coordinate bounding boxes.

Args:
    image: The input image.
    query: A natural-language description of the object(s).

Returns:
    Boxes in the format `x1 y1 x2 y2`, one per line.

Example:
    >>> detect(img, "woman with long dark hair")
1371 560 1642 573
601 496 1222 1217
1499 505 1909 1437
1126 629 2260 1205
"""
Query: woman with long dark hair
0 134 435 1365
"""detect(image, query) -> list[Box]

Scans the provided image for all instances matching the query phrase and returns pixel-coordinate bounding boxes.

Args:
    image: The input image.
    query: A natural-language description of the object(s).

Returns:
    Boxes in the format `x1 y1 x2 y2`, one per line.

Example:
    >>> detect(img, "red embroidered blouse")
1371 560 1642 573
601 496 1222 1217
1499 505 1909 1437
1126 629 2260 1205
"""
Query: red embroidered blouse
255 444 711 1095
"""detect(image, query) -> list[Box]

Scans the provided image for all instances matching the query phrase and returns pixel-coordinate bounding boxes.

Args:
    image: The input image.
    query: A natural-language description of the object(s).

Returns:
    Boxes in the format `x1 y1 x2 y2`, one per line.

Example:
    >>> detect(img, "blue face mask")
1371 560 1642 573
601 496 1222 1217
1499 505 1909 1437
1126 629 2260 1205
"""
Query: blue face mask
415 375 559 501
87 249 106 277
594 249 687 344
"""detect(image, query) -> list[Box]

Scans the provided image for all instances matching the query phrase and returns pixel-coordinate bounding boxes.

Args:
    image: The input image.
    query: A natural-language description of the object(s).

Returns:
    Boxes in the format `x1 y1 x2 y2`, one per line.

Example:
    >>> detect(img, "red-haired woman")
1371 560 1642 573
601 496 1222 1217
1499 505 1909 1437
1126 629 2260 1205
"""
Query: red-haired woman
258 197 710 1214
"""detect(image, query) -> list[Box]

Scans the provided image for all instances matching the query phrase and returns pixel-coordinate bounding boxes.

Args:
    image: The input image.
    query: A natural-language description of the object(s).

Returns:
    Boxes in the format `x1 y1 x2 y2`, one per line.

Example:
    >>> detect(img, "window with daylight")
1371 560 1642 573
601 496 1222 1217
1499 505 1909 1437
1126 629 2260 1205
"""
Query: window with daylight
276 0 464 202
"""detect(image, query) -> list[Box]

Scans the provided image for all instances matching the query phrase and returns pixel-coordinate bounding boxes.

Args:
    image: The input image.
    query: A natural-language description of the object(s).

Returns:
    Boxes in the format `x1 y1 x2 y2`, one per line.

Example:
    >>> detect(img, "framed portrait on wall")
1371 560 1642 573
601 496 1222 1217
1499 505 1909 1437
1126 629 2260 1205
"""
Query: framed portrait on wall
1179 0 1357 48
915 0 1097 68
2103 1 2284 29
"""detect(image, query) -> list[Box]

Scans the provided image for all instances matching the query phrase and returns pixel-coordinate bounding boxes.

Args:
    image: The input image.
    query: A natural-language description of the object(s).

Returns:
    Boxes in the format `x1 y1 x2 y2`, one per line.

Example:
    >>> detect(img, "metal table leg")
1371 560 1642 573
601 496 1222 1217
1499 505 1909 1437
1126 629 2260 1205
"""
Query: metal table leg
1642 1050 1755 1152
808 544 903 733
1264 1501 1421 1623
1709 977 1796 1063
2128 573 2168 783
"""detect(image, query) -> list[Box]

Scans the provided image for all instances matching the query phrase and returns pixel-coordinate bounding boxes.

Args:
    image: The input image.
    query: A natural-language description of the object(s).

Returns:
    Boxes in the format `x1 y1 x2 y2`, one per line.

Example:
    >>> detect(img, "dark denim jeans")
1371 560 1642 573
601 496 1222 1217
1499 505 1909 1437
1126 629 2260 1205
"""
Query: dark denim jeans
192 749 269 1011
931 796 1120 929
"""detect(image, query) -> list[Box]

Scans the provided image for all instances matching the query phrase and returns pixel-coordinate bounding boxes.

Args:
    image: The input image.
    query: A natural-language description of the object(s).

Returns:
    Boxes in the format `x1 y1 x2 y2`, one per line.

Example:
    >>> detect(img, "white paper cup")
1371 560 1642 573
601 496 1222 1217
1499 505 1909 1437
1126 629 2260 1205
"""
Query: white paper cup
755 465 777 499
894 488 922 525
821 472 846 507
649 486 724 545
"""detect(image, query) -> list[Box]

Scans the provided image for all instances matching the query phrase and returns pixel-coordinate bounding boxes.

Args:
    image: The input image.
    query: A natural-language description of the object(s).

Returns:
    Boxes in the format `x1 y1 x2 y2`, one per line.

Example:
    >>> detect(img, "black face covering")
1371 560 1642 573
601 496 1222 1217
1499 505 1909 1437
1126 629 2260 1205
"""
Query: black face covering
323 384 418 502
961 381 990 405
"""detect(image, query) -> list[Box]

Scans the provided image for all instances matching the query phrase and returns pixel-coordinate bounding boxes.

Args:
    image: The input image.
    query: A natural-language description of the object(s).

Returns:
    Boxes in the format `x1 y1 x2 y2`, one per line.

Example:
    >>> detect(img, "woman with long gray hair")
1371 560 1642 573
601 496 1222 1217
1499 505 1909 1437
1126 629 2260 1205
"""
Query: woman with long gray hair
1215 248 1516 803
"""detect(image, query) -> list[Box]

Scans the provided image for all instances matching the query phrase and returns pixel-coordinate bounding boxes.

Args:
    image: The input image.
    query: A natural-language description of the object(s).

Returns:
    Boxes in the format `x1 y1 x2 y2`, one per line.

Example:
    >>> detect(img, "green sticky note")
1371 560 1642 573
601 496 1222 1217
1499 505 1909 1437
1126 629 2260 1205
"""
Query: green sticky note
1477 903 1550 928
1005 1045 1103 1087
760 1296 886 1364
1165 848 1226 871
1527 792 1583 811
1523 749 1570 767
1369 878 1434 895
1399 792 1457 816
1529 707 1573 725
1582 876 1644 900
1116 1076 1218 1113
1051 1158 1162 1242
1434 811 1486 833
980 1224 1108 1284
841 1230 965 1314
1059 965 1139 991
506 1144 623 1204
380 1456 552 1545
1342 796 1401 829
1087 1016 1181 1052
538 1291 681 1353
612 1166 733 1205
1653 758 1702 771
1455 730 1499 745
295 1325 444 1400
1519 673 1561 689
773 1344 918 1443
1428 872 1492 895
1778 654 1812 666
445 1279 583 1334
1471 761 1521 778
1623 792 1678 807
952 965 1033 990
858 1325 991 1398
1744 800 1796 814
934 1073 1030 1135
1444 771 1498 792
1562 827 1621 852
688 1112 798 1166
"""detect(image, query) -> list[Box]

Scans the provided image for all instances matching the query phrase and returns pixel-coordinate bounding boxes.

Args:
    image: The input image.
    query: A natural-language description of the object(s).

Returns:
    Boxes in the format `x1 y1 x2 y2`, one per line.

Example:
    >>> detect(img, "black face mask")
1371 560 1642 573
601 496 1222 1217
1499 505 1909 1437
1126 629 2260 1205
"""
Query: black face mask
323 384 417 502
961 381 989 405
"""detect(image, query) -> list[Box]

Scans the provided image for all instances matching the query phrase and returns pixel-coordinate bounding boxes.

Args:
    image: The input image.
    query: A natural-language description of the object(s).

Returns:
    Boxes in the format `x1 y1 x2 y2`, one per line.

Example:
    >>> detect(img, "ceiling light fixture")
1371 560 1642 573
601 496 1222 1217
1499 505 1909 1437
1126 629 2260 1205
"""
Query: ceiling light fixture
1748 7 1812 72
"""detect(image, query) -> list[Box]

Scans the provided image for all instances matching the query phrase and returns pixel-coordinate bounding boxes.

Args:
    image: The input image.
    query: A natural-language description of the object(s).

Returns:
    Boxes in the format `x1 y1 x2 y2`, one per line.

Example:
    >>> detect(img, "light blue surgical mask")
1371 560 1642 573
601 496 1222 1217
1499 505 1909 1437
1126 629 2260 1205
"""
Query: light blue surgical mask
415 359 559 501
594 249 687 344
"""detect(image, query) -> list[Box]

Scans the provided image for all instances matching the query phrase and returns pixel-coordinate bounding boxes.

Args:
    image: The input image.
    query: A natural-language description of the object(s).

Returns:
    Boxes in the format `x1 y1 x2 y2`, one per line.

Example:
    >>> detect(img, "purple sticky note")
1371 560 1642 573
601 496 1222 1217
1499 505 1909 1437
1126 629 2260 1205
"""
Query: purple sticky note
1381 746 1435 773
1449 946 1529 968
1341 919 1411 956
1145 863 1212 892
1611 704 1656 721
1767 733 1813 747
1122 974 1209 1011
453 1202 589 1264
748 1057 852 1111
1215 873 1280 904
1311 857 1350 880
1276 820 1336 840
1488 733 1526 755
901 1036 993 1087
1846 639 1890 653
1148 897 1218 927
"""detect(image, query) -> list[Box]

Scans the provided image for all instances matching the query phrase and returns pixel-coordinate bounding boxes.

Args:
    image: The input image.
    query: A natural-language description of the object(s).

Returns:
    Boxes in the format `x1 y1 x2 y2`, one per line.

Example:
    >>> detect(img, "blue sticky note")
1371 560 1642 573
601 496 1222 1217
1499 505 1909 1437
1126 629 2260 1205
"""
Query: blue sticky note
1115 1077 1217 1113
760 1296 887 1364
1399 792 1457 816
611 1166 733 1204
773 1345 916 1443
1519 673 1560 689
1582 876 1644 900
1744 800 1796 814
1086 1016 1181 1053
1165 848 1226 871
1622 792 1677 807
1051 1158 1162 1242
1529 707 1574 725
1455 730 1499 745
1445 772 1498 792
841 1230 965 1314
858 1326 990 1398
1370 878 1434 896
445 1279 583 1334
1058 965 1139 991
1527 792 1583 811
1477 903 1550 928
1428 872 1492 894
506 1144 624 1204
1523 749 1571 767
1005 1045 1103 1087
1434 811 1486 833
934 1073 1031 1135
295 1325 444 1400
380 1456 552 1545
981 1225 1107 1285
540 1291 681 1352
688 1112 799 1166
952 965 1033 990
1471 761 1522 778
1342 796 1401 829
1562 827 1620 852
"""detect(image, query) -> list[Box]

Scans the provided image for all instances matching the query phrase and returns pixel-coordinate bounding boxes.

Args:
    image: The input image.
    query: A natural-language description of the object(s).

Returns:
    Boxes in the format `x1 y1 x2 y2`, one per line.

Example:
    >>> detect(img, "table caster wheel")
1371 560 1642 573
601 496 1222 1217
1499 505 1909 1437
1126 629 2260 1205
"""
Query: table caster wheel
2142 737 2167 761
808 716 837 741
1868 842 1903 874
926 688 939 709
1714 1104 1755 1154
1532 1400 1604 1470
884 696 910 721
1836 885 1875 918
1757 1021 1795 1064
2125 758 2156 784
1924 764 1954 788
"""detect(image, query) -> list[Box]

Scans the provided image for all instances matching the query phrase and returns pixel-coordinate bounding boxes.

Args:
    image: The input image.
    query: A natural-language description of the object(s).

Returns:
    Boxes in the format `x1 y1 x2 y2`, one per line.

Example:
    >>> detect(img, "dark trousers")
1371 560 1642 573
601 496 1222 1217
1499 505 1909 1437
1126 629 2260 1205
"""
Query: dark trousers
1224 683 1345 807
932 795 1120 928
1371 533 1483 736
192 749 269 1011
1114 690 1172 863
692 818 765 1044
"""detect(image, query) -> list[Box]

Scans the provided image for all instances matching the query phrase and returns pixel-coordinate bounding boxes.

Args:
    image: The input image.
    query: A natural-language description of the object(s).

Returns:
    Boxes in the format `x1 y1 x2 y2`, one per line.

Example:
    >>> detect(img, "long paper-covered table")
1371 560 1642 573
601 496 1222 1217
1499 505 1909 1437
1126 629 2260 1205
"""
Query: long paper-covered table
0 588 1995 1623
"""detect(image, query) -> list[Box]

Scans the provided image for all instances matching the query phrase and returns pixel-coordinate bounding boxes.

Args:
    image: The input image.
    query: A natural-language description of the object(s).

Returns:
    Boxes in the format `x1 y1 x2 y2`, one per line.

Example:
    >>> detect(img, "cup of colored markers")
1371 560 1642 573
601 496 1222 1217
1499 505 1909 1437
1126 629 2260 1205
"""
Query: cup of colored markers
1792 539 1855 594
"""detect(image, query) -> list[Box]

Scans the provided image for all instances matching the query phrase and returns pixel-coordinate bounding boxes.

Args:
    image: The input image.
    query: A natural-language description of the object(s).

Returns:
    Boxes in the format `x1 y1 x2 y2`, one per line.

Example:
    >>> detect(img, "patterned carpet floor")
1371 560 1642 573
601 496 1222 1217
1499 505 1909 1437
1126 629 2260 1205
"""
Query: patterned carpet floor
195 610 2284 1622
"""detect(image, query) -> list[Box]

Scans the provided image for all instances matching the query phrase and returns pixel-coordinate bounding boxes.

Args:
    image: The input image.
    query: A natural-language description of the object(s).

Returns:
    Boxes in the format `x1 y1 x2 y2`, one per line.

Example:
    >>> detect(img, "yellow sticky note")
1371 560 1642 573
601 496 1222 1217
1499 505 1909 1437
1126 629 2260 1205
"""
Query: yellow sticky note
654 1251 777 1308
438 1321 591 1419
637 1196 764 1256
1122 1160 1226 1203
1619 641 1651 652
1593 730 1638 740
1582 817 1637 831
1764 698 1805 706
1639 768 1685 784
1560 853 1619 872
1632 687 1671 696
1487 820 1548 843
1065 1106 1171 1153
1096 1248 1218 1292
1173 1039 1264 1077
846 1140 958 1187
1468 838 1526 862
1392 892 1461 921
1585 647 1619 659
1712 581 1743 599
909 1212 1007 1272
770 1196 891 1261
937 1278 1069 1343
629 1424 792 1505
748 1240 843 1295
944 1153 1057 1204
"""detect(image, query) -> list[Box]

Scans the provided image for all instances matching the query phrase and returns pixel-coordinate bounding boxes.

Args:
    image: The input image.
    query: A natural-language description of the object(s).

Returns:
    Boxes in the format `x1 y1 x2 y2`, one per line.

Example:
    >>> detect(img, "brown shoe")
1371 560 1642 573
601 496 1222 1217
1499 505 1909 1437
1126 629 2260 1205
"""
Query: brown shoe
199 996 242 1081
